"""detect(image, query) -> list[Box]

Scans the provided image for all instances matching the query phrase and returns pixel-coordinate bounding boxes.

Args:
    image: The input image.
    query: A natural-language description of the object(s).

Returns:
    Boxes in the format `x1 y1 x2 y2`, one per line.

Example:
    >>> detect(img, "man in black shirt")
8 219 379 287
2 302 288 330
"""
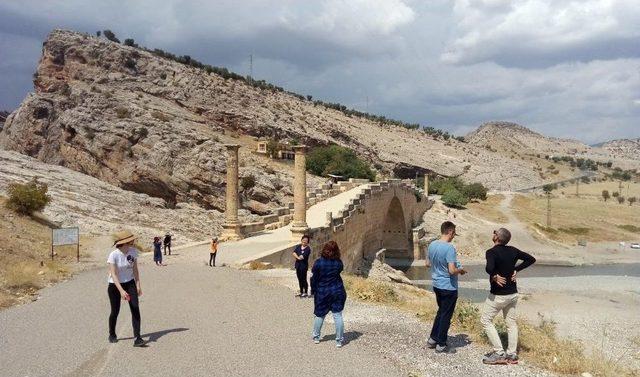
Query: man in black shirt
481 228 536 365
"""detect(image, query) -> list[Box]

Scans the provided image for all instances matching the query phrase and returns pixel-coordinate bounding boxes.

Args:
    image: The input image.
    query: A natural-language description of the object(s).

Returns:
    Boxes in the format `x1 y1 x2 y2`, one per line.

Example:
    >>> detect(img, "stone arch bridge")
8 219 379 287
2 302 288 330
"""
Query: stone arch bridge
209 144 433 272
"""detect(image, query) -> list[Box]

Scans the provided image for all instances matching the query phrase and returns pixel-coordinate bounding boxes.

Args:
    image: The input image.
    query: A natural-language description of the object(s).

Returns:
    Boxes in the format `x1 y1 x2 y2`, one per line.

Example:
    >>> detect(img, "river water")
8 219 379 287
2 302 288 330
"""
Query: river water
399 263 640 302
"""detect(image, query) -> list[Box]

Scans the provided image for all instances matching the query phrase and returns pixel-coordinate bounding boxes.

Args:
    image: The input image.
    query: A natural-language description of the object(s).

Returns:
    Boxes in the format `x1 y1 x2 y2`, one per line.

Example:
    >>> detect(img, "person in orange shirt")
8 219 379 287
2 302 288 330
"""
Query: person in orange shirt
209 237 218 267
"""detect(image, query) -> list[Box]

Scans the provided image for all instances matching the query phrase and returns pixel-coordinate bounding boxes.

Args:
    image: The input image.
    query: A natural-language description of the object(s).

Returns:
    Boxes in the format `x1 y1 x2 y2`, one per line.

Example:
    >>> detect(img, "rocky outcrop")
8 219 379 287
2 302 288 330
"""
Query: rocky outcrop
601 138 640 161
1 29 554 195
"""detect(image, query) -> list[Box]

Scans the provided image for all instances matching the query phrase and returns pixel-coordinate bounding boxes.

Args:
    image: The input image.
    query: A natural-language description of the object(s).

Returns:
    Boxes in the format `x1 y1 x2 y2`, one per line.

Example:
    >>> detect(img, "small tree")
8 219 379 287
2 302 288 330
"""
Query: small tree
617 196 625 205
542 184 555 194
241 175 256 191
441 188 469 208
6 179 51 215
602 190 610 202
96 31 101 37
103 29 120 43
628 197 637 206
462 182 487 201
124 38 136 47
266 139 280 159
612 191 620 198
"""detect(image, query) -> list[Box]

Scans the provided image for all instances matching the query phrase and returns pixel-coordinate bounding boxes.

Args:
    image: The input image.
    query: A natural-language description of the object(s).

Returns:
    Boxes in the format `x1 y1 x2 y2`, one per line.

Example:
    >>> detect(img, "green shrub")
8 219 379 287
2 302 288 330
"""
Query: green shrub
6 179 52 215
241 175 256 190
306 145 375 181
617 224 640 233
441 188 468 208
462 182 487 201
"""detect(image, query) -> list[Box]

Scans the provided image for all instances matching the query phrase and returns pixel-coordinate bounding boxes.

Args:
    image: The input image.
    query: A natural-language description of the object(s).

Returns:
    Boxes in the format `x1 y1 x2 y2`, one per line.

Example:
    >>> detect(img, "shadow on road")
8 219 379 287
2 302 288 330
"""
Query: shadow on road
448 333 472 350
321 330 363 345
120 327 189 342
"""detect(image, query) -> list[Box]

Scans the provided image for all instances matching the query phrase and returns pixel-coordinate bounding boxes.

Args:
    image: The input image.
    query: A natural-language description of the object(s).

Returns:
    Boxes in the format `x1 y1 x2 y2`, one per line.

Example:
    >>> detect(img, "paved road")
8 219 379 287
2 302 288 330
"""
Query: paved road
0 260 402 377
0 184 405 377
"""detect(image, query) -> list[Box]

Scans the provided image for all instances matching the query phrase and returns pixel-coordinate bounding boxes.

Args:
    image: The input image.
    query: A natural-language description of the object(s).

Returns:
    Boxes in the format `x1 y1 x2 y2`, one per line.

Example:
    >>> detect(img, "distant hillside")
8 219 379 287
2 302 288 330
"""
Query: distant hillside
600 138 640 161
465 121 638 171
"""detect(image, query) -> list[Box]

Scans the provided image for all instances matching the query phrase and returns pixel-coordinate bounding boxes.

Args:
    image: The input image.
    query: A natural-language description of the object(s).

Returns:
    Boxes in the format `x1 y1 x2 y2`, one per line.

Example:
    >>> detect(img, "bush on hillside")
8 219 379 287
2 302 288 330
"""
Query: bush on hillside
306 145 375 181
462 182 487 201
442 188 468 208
6 179 52 215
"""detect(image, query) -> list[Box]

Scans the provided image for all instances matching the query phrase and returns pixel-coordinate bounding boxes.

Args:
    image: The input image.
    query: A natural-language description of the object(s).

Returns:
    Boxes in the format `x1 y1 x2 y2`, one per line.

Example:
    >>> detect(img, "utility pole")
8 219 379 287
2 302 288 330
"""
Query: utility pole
619 180 623 196
576 178 579 197
546 192 551 228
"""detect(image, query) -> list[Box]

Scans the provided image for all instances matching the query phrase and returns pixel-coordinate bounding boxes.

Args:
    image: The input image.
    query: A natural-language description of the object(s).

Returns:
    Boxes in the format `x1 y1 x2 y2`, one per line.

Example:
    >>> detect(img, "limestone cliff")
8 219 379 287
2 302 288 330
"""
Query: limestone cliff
1 29 546 201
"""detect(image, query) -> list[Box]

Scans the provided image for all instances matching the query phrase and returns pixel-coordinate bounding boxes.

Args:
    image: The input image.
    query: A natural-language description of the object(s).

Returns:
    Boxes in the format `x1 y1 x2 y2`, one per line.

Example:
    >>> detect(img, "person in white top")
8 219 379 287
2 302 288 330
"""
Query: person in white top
107 230 146 347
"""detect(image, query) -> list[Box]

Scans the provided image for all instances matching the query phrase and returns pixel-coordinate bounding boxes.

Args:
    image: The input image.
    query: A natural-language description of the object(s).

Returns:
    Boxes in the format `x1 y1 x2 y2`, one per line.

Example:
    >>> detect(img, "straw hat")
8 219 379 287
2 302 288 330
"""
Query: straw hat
113 230 136 246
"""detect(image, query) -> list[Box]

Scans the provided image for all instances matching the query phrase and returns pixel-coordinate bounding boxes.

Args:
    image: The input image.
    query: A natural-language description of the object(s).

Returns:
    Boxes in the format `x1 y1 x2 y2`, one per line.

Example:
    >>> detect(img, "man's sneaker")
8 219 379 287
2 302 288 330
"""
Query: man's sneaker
482 351 507 365
427 338 437 349
336 341 343 348
313 338 320 344
505 352 519 364
435 344 453 353
133 337 147 347
108 335 118 344
301 293 308 298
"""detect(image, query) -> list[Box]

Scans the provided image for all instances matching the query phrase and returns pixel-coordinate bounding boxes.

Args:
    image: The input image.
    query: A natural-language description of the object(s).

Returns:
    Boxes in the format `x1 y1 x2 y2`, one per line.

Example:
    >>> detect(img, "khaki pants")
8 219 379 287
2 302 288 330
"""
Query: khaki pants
480 293 518 354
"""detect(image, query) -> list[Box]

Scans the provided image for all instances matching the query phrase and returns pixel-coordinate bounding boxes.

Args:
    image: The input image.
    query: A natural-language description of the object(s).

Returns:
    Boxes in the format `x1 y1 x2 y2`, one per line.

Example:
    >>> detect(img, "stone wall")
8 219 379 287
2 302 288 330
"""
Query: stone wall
255 179 433 273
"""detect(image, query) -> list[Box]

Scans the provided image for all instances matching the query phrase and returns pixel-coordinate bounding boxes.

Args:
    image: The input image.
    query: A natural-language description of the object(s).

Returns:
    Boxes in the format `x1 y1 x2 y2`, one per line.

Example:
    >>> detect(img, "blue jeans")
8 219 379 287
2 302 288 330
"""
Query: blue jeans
313 311 344 343
429 287 458 346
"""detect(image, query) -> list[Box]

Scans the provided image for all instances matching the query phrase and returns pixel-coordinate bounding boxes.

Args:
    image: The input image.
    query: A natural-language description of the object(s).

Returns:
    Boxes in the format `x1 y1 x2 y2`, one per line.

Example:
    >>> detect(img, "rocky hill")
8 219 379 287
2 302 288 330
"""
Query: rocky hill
0 150 261 244
0 29 548 200
600 138 640 161
465 121 638 171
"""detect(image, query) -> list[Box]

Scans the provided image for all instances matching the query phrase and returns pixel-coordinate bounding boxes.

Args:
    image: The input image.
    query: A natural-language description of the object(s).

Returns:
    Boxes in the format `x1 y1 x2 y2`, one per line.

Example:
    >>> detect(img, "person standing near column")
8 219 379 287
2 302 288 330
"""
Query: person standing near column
107 230 146 347
481 228 536 365
163 232 172 255
292 235 311 297
427 221 466 353
209 237 218 267
153 237 163 266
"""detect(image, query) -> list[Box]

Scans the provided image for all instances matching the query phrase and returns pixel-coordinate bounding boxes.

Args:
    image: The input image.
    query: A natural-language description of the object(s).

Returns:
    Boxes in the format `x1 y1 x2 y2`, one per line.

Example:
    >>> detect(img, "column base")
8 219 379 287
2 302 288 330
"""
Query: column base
221 222 243 241
290 223 309 241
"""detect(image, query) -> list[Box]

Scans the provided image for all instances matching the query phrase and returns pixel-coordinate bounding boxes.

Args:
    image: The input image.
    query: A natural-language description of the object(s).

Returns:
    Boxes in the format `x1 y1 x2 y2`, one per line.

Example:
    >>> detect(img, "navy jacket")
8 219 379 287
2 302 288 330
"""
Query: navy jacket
310 257 347 317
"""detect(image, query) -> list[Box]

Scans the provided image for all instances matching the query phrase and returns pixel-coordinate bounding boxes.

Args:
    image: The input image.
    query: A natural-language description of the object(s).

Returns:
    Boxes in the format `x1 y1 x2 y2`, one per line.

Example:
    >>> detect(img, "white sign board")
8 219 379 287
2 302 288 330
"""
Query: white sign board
52 227 79 246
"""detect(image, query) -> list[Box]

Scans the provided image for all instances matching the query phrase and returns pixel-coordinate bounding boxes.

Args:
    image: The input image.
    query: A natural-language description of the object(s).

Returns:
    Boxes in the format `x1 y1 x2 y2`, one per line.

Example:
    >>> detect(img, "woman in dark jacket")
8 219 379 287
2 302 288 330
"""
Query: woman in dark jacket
292 235 311 297
310 240 347 347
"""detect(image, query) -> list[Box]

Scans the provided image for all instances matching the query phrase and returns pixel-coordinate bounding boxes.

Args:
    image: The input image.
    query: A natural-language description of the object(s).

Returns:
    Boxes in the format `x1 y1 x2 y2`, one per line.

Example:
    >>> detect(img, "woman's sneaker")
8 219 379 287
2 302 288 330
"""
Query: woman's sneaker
133 337 147 347
505 352 519 364
336 341 343 348
482 351 507 365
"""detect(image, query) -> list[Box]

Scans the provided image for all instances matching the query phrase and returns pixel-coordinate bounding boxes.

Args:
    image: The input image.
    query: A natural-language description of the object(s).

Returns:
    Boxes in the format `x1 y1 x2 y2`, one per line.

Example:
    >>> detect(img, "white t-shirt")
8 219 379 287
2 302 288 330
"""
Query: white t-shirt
107 248 139 283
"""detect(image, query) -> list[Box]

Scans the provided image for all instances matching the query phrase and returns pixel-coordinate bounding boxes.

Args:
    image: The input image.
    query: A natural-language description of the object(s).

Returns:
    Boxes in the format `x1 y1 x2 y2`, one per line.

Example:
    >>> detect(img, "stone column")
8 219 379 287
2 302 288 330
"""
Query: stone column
424 174 429 196
291 145 309 239
222 144 243 241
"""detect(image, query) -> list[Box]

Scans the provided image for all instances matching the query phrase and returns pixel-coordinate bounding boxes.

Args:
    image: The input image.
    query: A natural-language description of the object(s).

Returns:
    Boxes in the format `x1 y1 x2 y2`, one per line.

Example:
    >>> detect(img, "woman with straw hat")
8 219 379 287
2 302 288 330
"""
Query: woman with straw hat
107 230 146 347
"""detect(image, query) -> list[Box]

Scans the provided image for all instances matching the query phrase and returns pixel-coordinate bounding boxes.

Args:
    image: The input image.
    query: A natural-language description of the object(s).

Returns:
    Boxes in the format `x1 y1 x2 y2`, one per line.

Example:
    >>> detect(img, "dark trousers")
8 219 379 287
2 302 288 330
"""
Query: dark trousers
209 252 216 266
164 243 171 255
296 268 308 294
108 280 141 339
429 287 458 346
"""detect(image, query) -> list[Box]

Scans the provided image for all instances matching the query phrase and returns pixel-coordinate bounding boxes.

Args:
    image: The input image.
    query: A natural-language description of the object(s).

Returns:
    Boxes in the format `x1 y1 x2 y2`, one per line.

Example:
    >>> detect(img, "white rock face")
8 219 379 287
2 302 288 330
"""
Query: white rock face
0 29 557 193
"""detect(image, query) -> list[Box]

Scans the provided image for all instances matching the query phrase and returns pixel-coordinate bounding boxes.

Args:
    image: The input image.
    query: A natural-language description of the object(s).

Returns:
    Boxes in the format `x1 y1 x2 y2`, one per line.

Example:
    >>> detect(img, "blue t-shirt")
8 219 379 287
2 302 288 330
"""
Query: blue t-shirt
428 240 458 291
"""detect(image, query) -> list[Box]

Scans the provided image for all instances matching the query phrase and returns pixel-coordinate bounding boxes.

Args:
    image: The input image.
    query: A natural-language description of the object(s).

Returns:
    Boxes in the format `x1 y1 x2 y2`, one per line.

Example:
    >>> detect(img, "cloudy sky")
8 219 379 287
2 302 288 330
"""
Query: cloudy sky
1 0 638 144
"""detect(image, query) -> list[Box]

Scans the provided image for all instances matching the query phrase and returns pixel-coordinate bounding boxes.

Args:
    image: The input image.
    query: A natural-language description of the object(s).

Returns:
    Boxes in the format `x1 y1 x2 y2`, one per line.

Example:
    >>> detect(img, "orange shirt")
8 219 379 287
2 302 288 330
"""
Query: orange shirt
210 242 218 253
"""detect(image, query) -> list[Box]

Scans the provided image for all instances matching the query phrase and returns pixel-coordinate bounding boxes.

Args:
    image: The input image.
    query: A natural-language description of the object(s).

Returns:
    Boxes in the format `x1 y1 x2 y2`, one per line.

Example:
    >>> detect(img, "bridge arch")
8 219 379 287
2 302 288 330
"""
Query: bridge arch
381 196 410 257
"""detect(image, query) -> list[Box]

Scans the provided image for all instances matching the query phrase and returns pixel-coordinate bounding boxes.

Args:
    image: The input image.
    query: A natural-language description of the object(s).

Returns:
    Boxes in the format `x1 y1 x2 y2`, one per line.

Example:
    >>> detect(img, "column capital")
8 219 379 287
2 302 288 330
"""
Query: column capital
293 145 308 153
224 144 240 151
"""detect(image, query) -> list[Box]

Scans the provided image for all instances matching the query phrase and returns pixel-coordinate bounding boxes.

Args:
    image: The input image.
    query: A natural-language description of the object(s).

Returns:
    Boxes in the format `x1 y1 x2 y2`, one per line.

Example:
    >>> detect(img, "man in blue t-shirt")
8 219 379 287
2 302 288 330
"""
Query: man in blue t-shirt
427 221 467 353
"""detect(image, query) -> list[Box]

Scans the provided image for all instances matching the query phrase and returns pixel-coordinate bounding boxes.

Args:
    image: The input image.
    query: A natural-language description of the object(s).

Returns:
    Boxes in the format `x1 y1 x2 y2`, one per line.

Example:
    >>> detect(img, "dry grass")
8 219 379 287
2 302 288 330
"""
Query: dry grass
466 194 508 223
4 262 42 289
511 193 640 244
247 261 273 270
343 274 639 376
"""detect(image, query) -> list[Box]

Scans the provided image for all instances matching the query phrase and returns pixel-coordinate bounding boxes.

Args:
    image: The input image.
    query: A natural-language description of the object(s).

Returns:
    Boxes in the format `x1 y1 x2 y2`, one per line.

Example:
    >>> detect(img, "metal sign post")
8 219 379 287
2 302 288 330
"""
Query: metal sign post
51 227 80 262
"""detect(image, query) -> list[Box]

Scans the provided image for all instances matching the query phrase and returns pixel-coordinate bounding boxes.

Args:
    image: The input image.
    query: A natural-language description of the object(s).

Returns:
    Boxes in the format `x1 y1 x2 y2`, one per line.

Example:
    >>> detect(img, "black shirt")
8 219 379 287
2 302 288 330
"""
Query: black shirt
485 244 536 295
294 244 311 270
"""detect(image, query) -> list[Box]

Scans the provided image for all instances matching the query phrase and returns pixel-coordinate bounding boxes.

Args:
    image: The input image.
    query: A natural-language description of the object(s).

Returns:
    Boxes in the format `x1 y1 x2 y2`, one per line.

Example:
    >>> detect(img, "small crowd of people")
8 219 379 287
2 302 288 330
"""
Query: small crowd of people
106 220 536 365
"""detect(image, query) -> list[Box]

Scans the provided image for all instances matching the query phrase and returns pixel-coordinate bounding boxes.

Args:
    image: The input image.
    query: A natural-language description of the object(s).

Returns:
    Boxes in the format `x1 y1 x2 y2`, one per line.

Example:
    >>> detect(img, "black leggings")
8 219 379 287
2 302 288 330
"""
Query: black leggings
296 268 308 294
108 280 141 338
209 253 216 266
164 244 171 255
